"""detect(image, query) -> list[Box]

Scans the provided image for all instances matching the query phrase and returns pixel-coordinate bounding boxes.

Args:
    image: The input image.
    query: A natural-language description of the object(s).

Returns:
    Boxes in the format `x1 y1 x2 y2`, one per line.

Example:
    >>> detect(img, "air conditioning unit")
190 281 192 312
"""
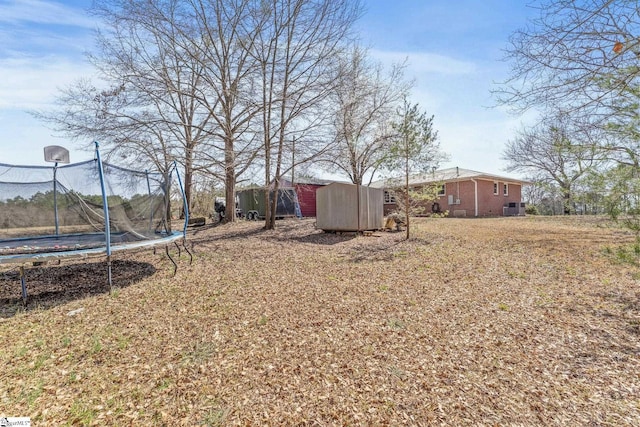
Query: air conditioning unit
503 202 526 216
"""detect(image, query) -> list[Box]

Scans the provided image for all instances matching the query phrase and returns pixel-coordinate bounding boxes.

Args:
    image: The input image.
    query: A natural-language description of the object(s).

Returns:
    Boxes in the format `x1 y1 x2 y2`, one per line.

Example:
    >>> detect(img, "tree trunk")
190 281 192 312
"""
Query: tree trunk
404 154 410 240
268 120 285 230
224 136 236 223
268 179 279 230
165 171 172 232
182 149 193 220
353 173 362 186
264 140 271 229
562 187 571 215
268 133 285 230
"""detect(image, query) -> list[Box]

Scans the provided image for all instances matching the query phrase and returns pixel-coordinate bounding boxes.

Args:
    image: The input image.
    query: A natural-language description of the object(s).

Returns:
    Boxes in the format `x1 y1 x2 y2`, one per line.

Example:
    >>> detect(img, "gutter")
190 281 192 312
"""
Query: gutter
471 178 478 217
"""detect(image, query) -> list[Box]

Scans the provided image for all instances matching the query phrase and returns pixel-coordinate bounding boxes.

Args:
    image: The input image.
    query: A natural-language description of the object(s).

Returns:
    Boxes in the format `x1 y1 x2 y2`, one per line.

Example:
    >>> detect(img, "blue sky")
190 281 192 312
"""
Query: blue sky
0 0 537 177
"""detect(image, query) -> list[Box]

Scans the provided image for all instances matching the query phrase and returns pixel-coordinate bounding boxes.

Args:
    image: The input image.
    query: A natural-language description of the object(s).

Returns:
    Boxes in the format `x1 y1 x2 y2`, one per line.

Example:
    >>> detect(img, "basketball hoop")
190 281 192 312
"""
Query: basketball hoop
44 145 70 164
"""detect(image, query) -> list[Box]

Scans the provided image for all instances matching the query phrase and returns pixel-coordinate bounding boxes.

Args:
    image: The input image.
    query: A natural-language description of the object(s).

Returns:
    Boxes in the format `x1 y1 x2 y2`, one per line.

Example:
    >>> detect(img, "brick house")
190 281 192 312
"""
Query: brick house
372 167 528 217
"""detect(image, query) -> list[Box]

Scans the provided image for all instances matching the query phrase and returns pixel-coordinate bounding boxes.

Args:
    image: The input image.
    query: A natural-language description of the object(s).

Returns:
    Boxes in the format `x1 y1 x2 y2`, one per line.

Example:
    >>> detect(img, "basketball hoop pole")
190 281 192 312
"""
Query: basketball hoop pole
44 145 70 236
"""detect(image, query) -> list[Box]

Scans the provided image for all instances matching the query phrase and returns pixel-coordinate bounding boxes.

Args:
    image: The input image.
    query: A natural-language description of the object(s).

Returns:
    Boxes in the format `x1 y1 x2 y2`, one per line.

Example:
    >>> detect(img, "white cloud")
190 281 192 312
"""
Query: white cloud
436 109 539 177
363 46 539 179
370 49 477 75
0 55 94 109
0 0 95 28
437 117 518 174
0 110 92 165
0 1 98 164
0 53 95 165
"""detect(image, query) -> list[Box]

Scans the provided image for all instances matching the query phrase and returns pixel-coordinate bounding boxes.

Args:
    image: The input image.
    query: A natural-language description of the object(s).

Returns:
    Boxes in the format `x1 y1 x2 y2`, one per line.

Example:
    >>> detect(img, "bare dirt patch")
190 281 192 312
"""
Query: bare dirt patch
1 217 639 425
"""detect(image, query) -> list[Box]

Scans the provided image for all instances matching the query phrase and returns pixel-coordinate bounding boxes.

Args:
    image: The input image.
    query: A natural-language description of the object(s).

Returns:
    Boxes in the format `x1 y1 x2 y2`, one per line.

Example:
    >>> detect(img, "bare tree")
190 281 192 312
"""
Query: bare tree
495 1 640 163
37 0 363 227
176 0 267 222
521 178 549 213
496 1 639 114
323 44 410 185
38 79 175 171
36 0 216 215
251 0 363 229
502 115 600 214
494 0 640 225
35 0 277 221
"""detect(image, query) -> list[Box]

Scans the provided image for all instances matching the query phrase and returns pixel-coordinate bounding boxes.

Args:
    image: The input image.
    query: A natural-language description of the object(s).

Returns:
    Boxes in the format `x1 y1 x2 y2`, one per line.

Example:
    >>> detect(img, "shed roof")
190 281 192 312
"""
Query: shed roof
280 175 346 186
370 167 529 188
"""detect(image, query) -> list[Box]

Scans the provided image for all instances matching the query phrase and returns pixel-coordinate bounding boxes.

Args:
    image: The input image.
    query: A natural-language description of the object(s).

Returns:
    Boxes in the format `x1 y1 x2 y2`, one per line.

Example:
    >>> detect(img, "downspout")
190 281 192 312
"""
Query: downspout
471 178 478 217
456 166 460 204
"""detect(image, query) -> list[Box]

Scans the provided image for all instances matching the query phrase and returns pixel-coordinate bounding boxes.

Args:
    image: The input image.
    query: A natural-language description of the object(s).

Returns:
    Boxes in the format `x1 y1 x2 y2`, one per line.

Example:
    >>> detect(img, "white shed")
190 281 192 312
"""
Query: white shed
315 183 383 232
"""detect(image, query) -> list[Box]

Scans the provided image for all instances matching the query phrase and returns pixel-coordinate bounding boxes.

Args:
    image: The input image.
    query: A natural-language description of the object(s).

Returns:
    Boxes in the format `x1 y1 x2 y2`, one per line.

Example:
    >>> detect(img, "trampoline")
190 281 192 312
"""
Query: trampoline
0 142 191 304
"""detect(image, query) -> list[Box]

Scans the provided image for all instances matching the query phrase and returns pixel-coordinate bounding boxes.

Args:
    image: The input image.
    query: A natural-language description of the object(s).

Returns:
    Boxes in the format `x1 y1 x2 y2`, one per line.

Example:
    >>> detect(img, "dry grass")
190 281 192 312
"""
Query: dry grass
1 216 639 426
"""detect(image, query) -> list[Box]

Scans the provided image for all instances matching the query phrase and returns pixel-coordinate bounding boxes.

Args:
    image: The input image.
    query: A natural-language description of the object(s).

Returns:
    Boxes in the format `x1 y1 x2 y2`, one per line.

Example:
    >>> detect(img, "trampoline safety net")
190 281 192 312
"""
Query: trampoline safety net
0 154 183 256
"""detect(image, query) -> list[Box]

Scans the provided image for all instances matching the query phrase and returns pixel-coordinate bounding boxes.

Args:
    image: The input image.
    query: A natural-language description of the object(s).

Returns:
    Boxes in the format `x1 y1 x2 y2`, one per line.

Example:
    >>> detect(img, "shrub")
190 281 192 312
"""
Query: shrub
525 205 539 215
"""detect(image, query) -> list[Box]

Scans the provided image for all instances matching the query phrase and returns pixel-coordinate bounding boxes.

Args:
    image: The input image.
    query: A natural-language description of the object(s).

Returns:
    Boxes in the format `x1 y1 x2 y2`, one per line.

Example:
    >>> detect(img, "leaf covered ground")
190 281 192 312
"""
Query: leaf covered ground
1 216 639 425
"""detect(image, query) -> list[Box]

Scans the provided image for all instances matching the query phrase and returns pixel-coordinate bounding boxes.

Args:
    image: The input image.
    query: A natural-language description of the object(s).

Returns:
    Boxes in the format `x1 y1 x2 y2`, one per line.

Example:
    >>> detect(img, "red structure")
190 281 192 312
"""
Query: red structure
294 184 320 217
280 177 336 217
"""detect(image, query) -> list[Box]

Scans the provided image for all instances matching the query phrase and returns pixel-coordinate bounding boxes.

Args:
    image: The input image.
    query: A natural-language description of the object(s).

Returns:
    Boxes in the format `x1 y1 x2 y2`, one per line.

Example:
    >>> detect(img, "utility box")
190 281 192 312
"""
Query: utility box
316 183 383 232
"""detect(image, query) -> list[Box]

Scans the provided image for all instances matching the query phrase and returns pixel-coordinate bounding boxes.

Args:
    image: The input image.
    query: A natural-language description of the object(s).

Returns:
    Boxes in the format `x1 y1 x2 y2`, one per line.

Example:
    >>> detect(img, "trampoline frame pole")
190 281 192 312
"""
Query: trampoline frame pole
20 266 27 306
95 141 113 288
145 169 153 233
171 160 193 265
53 162 60 236
173 160 189 237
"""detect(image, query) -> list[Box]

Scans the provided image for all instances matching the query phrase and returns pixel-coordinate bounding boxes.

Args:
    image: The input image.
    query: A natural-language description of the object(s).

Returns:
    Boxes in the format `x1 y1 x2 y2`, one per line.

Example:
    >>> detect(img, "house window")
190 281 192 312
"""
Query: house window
384 190 396 204
438 184 445 196
493 182 498 195
503 183 508 196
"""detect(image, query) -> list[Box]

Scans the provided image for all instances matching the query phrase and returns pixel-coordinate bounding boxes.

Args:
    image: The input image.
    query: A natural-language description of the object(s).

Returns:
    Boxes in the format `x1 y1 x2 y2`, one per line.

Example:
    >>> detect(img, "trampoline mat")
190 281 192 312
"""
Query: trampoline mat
0 232 179 256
